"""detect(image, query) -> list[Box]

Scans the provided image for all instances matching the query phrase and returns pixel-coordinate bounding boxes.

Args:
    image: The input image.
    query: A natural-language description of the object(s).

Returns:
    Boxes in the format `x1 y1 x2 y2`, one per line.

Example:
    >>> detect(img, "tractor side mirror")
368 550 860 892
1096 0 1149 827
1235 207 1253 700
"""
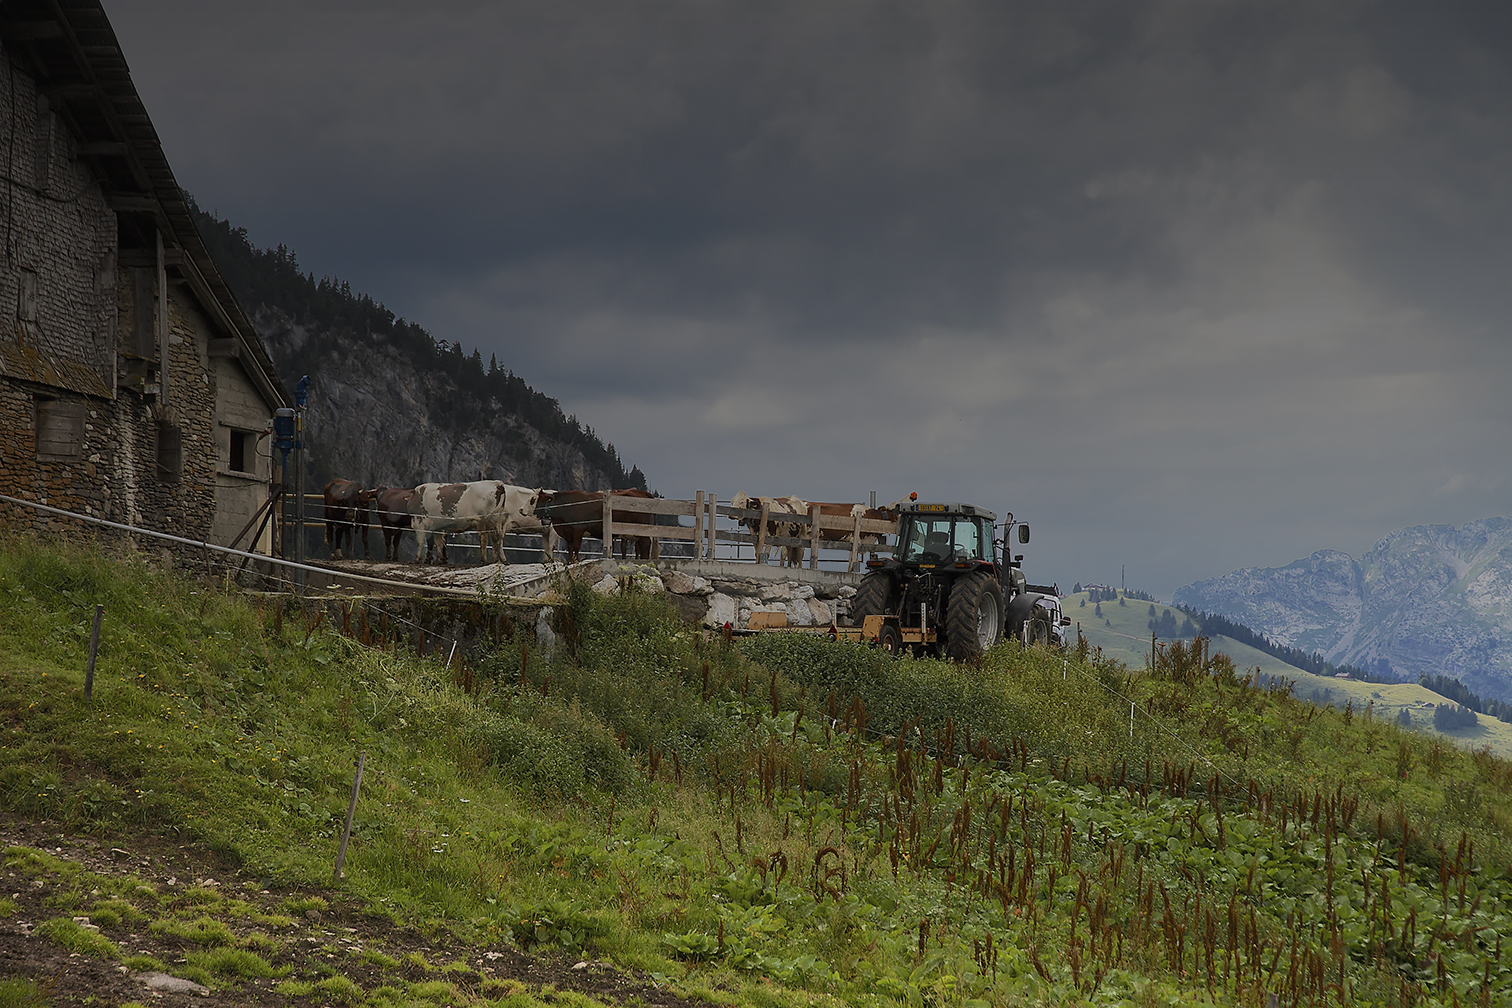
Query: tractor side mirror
1018 524 1030 544
1061 617 1073 626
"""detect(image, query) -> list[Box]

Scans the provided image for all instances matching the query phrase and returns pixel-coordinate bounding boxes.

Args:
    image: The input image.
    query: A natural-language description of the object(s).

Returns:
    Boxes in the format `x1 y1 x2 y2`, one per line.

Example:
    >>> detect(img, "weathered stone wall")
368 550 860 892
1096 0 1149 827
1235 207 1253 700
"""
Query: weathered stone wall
99 274 218 541
0 47 280 555
589 561 860 629
0 48 119 534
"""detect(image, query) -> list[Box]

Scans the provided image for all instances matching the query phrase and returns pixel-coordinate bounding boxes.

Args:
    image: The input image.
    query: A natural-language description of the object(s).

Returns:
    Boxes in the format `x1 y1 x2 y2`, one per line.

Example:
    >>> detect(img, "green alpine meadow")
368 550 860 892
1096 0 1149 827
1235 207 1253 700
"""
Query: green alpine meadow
2 533 1509 1007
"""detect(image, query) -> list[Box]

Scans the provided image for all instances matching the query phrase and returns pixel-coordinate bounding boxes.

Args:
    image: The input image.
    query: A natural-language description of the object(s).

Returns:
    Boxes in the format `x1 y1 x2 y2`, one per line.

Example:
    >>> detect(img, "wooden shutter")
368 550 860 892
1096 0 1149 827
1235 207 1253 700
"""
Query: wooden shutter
34 398 83 458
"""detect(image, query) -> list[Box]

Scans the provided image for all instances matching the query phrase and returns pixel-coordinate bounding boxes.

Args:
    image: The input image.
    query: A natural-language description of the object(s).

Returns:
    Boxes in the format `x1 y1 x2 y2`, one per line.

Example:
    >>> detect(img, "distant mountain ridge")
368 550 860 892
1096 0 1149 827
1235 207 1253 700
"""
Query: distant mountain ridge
190 200 646 495
1174 518 1512 702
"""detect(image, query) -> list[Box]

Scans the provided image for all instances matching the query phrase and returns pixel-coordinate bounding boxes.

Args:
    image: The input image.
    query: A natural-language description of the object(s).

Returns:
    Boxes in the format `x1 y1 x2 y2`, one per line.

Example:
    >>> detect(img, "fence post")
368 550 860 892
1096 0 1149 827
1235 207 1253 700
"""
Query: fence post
756 500 770 563
706 494 717 560
808 504 820 570
600 490 614 562
333 751 366 882
694 491 704 560
84 604 103 704
849 510 862 572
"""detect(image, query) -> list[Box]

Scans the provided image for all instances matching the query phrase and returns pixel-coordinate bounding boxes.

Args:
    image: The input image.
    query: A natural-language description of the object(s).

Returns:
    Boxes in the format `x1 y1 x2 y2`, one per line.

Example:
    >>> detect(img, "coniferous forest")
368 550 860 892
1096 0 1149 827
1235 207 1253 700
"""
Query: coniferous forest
190 197 646 491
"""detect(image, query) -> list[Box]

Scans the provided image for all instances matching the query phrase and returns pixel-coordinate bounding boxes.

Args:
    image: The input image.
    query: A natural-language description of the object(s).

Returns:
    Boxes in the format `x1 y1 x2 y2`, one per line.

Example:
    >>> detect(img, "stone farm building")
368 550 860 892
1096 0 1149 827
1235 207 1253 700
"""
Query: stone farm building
0 1 287 553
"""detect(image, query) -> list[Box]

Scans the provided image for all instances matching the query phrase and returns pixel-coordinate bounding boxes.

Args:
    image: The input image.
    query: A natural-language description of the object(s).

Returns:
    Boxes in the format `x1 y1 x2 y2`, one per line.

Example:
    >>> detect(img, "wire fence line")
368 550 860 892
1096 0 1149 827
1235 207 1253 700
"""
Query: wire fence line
0 493 481 597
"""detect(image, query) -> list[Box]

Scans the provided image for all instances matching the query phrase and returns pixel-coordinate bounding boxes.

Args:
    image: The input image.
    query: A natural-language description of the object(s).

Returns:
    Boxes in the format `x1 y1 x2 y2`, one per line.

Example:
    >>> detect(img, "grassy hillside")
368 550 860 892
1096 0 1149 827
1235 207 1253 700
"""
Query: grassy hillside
1067 591 1512 759
3 539 1512 1007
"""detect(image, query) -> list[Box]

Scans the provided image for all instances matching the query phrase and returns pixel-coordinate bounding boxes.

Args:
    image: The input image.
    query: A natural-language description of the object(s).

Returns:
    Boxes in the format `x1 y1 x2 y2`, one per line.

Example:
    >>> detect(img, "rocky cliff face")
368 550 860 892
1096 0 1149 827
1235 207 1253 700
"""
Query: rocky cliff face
257 309 621 493
1174 518 1512 701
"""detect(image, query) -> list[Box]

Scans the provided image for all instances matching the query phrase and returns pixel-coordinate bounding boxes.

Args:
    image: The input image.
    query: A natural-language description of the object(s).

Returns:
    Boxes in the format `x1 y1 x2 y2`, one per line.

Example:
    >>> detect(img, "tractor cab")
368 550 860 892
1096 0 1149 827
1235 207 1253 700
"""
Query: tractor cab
896 503 996 567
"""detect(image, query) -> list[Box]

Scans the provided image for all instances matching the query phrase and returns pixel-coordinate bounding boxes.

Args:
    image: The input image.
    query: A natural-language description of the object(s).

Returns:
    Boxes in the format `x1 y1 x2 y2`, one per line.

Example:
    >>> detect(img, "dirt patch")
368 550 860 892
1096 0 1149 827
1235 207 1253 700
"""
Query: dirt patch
0 814 707 1007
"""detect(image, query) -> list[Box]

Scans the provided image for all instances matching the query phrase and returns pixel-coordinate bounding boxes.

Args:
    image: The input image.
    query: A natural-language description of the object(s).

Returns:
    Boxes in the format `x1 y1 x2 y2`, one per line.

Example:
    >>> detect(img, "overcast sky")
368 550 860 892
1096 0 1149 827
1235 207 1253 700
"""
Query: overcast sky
108 1 1511 597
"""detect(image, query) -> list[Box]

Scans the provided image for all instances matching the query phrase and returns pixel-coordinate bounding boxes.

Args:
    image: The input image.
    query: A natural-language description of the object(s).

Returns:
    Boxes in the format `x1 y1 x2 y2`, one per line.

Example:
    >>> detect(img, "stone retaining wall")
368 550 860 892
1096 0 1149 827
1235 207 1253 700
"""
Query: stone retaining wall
591 560 860 630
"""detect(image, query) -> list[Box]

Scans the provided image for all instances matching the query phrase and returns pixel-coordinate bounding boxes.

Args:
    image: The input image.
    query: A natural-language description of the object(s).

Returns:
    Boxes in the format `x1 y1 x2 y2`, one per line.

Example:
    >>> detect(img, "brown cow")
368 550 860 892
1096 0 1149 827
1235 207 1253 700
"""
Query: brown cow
374 486 416 561
323 479 377 559
542 488 657 563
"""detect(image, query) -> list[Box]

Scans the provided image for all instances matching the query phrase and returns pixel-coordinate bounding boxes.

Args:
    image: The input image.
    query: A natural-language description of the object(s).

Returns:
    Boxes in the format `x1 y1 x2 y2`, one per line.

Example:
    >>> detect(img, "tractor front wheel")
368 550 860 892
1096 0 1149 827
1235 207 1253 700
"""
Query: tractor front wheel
945 572 1004 661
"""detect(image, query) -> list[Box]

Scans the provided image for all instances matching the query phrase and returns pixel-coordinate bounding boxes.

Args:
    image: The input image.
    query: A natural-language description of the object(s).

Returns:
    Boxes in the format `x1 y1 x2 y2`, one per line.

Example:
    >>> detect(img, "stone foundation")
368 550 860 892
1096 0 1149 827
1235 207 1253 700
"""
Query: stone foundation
592 559 861 630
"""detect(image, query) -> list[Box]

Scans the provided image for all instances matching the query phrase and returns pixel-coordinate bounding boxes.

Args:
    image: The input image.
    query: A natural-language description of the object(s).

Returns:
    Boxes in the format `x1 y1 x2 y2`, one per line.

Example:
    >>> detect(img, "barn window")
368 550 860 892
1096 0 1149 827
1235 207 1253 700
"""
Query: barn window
228 428 256 474
34 397 83 459
155 420 182 483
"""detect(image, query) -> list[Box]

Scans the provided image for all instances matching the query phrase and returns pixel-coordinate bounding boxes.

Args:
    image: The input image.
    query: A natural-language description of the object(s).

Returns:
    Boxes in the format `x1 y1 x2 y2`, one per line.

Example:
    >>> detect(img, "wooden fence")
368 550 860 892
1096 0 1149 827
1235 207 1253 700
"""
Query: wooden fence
291 491 898 570
584 492 897 571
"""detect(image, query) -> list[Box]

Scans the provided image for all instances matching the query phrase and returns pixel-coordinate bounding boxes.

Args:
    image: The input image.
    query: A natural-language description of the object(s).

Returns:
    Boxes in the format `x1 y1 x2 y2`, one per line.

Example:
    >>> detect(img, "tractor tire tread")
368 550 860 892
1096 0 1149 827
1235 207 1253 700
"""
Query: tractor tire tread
945 571 1003 660
851 571 896 626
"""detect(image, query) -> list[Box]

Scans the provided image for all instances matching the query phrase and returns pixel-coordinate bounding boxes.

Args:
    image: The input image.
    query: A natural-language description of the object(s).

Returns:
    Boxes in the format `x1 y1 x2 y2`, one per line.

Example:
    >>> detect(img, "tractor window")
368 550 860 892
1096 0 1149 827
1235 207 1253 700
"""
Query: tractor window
954 519 983 560
901 517 989 562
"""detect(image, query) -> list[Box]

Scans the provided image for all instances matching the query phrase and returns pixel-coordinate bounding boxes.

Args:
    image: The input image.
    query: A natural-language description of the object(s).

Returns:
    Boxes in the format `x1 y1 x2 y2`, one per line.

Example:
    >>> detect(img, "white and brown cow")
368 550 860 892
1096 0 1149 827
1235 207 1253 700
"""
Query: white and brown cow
479 488 556 563
730 492 806 566
410 481 542 565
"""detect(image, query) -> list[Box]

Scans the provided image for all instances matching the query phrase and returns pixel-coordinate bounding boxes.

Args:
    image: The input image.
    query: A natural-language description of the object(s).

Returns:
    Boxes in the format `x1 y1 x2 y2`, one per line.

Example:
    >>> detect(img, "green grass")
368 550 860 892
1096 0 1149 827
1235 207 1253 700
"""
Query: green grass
1069 589 1512 758
3 534 1512 1006
32 916 121 959
0 977 51 1008
185 945 284 980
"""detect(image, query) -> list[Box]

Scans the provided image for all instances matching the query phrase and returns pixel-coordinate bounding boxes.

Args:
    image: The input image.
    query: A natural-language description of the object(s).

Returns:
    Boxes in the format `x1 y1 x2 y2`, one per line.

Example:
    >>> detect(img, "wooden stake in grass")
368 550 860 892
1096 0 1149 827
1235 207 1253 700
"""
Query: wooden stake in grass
84 604 103 704
333 751 366 882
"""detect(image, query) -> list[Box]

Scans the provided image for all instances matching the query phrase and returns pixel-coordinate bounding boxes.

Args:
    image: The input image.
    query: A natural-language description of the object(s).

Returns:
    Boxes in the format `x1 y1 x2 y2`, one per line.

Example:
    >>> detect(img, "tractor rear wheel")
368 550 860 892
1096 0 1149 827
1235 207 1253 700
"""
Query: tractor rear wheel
945 572 1004 660
851 571 897 626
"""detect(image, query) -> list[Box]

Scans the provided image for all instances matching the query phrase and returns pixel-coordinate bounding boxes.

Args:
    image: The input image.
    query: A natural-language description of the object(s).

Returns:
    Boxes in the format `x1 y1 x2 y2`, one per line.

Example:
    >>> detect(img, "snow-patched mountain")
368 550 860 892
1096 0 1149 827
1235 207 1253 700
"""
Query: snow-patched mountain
1174 519 1512 702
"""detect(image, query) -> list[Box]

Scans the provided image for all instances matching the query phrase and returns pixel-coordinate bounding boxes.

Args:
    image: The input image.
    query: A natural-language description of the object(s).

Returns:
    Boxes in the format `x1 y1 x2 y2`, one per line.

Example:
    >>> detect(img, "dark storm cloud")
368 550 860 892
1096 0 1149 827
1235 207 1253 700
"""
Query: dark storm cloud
107 0 1512 594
